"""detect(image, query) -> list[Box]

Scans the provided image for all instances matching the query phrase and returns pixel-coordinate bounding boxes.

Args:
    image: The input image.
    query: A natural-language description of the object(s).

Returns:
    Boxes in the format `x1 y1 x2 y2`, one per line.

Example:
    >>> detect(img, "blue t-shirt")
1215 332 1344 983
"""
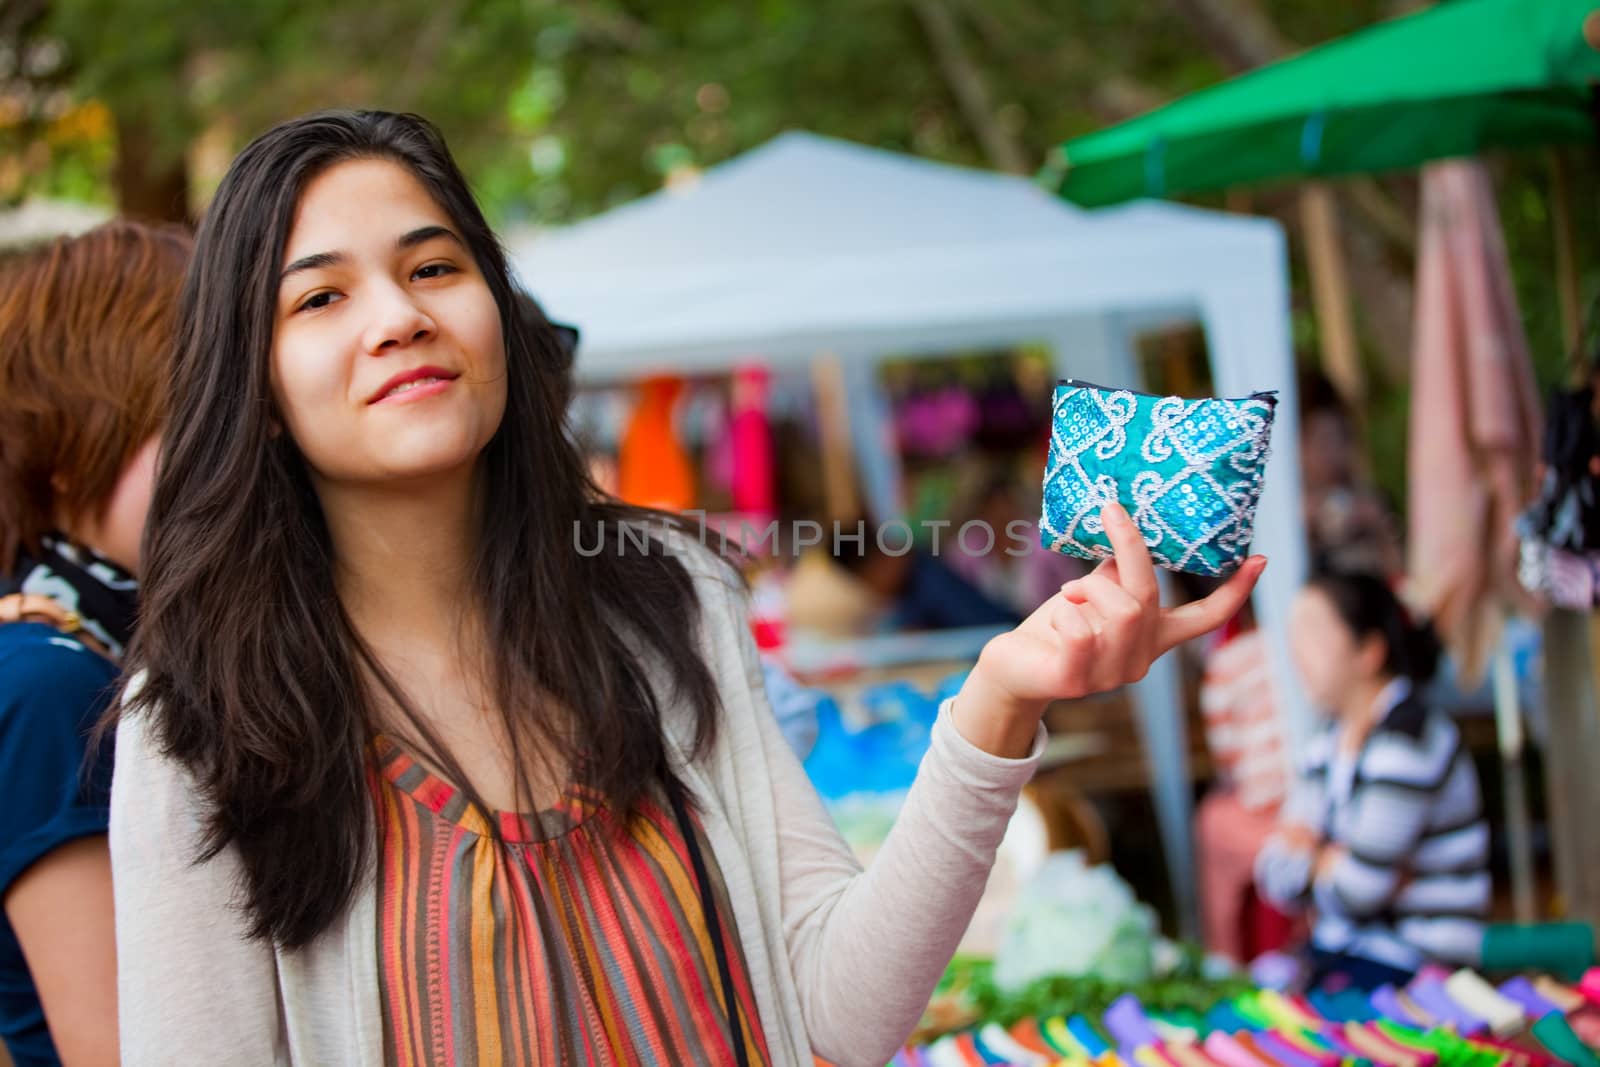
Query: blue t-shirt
0 622 118 1067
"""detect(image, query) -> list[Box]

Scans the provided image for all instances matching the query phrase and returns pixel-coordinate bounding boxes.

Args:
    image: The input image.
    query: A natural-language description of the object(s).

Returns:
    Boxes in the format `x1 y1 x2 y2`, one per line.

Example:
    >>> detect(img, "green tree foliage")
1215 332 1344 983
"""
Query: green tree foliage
4 0 1594 504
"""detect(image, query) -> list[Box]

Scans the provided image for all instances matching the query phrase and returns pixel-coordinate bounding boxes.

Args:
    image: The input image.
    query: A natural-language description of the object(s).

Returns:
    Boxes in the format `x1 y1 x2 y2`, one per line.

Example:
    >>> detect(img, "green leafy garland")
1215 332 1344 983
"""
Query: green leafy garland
933 948 1254 1030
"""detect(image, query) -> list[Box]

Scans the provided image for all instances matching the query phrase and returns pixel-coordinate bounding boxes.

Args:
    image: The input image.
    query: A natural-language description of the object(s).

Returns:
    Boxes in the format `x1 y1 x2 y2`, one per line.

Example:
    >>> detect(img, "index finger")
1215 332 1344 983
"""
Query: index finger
1157 555 1266 650
1100 500 1158 607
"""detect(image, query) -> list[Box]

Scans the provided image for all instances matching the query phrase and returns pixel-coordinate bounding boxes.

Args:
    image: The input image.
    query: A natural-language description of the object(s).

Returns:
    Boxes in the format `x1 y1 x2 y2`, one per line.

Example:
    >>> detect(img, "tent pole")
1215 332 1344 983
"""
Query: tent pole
1298 183 1366 417
1548 150 1581 362
812 354 861 523
1492 646 1537 922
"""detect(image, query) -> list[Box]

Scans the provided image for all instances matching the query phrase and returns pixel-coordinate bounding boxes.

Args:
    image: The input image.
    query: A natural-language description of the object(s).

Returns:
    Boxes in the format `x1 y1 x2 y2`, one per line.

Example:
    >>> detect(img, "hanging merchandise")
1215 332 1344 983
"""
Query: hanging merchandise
974 365 1044 452
729 364 776 517
617 375 696 511
1406 160 1542 685
1516 352 1600 610
897 380 980 459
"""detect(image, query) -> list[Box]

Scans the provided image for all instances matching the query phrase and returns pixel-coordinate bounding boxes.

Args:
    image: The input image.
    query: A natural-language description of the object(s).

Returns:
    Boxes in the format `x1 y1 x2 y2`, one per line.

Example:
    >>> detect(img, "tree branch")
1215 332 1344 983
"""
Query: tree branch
908 0 1031 174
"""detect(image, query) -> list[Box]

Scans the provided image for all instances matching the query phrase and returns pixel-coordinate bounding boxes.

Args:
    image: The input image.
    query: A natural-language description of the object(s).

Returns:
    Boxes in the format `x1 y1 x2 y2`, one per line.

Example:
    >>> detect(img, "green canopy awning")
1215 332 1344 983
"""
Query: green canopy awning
1046 0 1600 206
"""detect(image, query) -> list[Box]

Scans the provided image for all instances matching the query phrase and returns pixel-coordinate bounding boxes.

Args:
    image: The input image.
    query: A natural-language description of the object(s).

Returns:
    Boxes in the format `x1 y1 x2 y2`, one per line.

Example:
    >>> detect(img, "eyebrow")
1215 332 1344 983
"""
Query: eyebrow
279 226 465 282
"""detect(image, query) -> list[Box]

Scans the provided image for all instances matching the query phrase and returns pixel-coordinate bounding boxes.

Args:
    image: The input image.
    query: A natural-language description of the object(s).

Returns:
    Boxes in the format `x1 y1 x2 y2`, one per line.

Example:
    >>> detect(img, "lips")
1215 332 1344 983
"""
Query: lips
368 365 459 404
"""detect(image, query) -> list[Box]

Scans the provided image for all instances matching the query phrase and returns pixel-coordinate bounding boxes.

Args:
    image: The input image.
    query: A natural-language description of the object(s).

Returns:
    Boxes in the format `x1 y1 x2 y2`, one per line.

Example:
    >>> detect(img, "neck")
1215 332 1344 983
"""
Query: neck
319 469 481 653
1336 675 1397 750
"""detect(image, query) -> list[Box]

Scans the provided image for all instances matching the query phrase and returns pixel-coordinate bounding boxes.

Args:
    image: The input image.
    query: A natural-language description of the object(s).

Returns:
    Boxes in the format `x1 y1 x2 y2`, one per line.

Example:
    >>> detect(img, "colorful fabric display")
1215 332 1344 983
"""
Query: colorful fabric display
1205 1002 1254 1034
1202 1031 1272 1067
1342 1021 1431 1067
1105 995 1163 1056
1006 1018 1063 1059
1532 975 1587 1013
1309 987 1379 1024
1043 1016 1094 1060
1370 985 1430 1028
1530 1012 1600 1067
1581 967 1600 1006
903 965 1600 1067
1409 977 1488 1035
976 1023 1054 1066
1496 978 1560 1021
1445 970 1527 1037
1064 1016 1111 1059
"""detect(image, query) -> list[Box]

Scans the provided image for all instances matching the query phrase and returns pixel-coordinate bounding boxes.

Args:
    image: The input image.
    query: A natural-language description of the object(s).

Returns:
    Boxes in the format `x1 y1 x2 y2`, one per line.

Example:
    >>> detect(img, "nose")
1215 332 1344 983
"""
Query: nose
361 280 436 355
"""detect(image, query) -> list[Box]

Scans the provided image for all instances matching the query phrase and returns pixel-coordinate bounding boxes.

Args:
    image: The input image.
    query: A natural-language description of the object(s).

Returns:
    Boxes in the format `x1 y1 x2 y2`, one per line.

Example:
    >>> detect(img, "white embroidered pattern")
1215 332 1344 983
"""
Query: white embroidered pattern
1039 385 1275 576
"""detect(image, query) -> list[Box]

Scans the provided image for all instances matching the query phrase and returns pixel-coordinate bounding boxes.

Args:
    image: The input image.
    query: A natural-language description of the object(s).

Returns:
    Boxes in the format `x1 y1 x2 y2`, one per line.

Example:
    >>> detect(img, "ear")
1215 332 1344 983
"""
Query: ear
1356 632 1388 678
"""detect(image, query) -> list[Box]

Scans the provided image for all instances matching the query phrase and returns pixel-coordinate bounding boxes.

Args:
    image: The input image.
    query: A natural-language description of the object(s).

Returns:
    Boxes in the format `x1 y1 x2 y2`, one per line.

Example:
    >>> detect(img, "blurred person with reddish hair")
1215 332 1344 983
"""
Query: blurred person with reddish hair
0 220 191 1067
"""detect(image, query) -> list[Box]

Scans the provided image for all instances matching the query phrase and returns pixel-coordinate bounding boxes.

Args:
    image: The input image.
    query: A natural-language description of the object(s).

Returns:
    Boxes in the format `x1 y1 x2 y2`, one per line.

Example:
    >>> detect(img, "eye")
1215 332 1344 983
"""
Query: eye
413 261 457 281
294 290 341 314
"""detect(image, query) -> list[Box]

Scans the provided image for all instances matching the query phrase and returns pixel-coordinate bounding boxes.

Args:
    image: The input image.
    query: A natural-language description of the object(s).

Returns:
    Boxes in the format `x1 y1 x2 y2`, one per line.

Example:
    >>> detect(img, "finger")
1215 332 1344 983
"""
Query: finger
1049 598 1097 647
1047 602 1098 695
1099 502 1157 608
1157 556 1266 650
1060 559 1120 603
1074 573 1146 679
1071 595 1109 636
1074 571 1143 627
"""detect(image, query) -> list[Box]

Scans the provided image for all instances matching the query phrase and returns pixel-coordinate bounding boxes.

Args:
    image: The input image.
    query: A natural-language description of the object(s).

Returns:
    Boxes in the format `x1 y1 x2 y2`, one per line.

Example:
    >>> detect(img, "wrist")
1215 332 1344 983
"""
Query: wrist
951 664 1045 759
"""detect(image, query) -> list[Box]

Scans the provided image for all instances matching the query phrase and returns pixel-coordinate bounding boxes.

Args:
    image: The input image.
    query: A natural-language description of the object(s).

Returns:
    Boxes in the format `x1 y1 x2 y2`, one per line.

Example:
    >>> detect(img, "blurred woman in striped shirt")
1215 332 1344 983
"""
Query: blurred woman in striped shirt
1257 571 1490 989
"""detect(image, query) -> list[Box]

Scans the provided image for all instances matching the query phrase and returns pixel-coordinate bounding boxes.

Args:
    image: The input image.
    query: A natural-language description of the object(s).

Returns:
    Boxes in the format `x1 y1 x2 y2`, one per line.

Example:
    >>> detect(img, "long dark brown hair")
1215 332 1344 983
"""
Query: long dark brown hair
122 110 724 948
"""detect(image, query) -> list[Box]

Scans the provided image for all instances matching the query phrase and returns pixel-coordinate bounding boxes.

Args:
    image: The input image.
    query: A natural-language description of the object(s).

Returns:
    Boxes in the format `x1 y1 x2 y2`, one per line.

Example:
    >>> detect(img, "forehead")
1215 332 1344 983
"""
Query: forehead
1292 587 1342 628
283 158 453 260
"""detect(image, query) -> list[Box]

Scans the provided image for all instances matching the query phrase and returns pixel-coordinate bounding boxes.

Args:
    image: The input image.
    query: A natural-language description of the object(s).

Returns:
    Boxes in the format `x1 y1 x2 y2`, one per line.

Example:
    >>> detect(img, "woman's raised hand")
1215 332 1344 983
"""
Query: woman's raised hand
952 501 1266 757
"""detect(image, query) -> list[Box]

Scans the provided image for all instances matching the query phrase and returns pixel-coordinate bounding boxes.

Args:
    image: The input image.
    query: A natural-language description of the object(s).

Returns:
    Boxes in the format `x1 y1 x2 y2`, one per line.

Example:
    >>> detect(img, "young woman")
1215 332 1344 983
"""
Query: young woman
1257 571 1490 989
0 221 191 1067
109 110 1261 1066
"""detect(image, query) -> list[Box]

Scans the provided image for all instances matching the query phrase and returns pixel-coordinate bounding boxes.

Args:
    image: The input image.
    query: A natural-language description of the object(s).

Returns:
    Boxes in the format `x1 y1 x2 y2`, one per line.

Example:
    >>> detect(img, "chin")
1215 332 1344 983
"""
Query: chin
385 421 493 469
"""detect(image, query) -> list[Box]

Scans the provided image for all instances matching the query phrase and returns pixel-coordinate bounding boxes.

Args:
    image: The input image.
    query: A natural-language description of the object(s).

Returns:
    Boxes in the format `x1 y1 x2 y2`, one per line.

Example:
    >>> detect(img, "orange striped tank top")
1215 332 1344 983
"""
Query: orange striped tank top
369 735 772 1065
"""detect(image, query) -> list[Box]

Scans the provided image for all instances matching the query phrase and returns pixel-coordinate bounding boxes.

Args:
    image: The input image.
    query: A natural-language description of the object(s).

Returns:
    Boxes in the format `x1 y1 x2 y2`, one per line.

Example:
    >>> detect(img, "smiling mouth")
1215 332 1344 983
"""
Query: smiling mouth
382 376 446 400
369 369 461 404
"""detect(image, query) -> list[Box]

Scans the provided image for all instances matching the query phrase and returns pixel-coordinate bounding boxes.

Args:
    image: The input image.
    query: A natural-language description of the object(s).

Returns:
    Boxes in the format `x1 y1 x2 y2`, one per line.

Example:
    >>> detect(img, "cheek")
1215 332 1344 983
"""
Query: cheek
100 438 160 571
271 332 347 441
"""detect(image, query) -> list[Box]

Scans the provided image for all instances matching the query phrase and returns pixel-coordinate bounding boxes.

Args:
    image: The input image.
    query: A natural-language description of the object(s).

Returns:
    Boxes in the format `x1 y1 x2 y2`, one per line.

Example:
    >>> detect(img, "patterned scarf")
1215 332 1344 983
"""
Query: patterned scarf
1 534 137 659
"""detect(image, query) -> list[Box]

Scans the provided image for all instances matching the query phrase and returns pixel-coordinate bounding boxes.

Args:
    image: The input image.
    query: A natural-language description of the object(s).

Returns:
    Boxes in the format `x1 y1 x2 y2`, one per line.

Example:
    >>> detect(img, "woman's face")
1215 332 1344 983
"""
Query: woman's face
1288 586 1381 712
270 158 506 493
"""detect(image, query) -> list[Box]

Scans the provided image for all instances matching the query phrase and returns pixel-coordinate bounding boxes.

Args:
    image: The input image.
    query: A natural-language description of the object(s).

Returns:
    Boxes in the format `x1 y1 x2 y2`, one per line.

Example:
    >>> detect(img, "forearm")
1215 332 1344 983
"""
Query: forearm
787 700 1043 1066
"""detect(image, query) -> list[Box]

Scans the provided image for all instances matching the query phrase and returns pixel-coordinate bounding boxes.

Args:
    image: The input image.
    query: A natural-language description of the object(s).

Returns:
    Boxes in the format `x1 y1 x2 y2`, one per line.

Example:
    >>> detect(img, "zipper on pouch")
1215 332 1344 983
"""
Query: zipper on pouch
1057 377 1278 405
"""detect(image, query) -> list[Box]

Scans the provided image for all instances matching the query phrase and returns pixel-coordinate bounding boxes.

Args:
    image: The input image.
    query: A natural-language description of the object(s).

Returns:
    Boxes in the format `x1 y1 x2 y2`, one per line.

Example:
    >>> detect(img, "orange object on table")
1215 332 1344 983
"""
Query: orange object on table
618 375 695 510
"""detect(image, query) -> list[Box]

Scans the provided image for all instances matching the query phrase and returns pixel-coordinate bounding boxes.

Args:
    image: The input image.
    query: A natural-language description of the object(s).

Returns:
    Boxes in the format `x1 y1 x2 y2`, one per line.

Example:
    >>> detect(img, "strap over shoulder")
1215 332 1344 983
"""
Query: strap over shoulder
0 591 113 658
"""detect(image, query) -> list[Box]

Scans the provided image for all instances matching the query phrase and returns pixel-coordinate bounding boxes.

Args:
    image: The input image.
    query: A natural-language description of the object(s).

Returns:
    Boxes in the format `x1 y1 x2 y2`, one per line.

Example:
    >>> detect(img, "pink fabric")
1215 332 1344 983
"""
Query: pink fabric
1196 788 1294 962
730 365 775 516
1406 160 1542 685
1203 1032 1275 1067
1199 630 1287 811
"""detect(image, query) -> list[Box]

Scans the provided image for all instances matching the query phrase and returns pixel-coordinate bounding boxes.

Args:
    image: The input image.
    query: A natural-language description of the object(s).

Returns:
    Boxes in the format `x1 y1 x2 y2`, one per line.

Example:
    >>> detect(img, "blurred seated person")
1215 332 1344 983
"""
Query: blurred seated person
834 512 1022 632
947 476 1087 617
1300 372 1403 577
1256 572 1489 990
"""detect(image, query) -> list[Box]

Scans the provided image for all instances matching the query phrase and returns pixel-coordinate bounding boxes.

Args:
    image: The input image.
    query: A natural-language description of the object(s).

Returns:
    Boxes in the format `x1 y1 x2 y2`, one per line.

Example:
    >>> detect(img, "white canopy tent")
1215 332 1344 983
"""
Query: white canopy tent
510 131 1309 939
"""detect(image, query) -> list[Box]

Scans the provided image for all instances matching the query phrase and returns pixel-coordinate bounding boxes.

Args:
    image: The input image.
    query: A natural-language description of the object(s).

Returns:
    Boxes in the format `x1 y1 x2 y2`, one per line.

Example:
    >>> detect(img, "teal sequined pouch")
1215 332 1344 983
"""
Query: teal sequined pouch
1040 379 1277 577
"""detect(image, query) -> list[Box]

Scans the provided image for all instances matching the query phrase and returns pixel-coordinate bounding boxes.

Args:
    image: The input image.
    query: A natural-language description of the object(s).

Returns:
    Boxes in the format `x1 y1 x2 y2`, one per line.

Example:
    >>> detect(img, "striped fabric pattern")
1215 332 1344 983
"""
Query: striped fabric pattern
1199 629 1288 811
1256 684 1490 970
370 735 772 1066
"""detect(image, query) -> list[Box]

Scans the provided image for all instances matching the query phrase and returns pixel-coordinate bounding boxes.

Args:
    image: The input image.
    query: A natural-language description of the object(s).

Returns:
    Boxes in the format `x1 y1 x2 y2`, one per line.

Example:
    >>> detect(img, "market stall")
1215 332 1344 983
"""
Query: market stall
510 131 1307 938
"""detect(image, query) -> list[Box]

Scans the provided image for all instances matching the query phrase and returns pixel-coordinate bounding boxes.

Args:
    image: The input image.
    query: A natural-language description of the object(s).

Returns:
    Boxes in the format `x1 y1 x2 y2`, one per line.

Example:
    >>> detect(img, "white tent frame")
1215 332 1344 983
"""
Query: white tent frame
511 132 1311 939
